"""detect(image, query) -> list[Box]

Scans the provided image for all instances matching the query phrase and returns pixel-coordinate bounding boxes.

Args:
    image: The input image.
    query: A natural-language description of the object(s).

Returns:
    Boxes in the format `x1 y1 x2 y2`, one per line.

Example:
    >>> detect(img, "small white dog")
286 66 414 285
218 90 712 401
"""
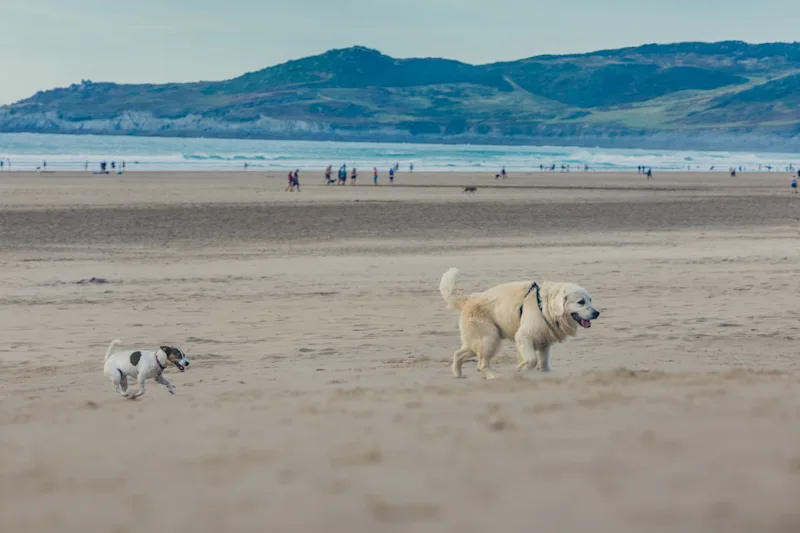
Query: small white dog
439 268 600 379
103 340 190 399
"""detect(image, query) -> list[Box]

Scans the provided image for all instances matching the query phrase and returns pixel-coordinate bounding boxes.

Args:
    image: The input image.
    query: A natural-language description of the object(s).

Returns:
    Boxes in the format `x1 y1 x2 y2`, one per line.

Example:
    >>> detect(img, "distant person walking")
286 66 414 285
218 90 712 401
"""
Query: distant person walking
351 167 357 185
84 160 89 171
285 170 300 191
0 160 3 171
389 167 395 185
373 167 378 185
409 162 414 173
325 165 333 184
792 174 798 194
646 168 653 180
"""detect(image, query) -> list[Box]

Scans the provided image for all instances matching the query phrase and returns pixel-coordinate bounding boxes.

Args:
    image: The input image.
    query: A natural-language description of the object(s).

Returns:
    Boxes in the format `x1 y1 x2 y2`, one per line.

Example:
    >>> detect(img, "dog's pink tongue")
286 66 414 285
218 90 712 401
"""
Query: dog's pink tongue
580 319 591 328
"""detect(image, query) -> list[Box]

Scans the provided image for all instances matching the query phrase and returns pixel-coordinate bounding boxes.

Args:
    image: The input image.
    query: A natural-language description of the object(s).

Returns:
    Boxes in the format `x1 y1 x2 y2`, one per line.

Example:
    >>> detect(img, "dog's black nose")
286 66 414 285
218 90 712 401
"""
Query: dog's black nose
184 361 190 366
593 310 601 319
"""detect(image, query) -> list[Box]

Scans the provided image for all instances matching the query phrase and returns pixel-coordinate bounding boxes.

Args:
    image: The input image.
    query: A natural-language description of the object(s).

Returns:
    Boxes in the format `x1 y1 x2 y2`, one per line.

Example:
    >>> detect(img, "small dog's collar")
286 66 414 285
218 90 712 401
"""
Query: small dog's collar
155 351 167 371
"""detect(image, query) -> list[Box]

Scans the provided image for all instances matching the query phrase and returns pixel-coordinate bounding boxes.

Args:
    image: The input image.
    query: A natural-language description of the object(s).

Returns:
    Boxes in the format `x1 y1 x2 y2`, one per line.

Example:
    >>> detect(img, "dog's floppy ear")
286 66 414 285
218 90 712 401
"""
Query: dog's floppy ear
547 284 569 317
160 346 170 355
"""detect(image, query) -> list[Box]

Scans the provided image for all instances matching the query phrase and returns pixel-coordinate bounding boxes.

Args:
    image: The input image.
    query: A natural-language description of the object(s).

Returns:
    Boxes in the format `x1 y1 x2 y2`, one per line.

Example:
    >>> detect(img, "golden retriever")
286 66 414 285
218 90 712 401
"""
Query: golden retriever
439 268 600 379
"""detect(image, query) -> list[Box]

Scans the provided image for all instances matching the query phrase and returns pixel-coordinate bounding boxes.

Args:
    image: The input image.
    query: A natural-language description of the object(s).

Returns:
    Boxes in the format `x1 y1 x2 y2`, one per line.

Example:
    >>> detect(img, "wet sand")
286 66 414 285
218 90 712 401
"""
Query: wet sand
1 171 800 533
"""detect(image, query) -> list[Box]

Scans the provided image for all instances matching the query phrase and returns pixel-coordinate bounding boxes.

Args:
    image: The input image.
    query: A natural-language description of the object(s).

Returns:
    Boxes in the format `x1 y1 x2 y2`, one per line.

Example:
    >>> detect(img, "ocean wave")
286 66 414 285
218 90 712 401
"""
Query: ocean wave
183 153 281 161
1 133 797 172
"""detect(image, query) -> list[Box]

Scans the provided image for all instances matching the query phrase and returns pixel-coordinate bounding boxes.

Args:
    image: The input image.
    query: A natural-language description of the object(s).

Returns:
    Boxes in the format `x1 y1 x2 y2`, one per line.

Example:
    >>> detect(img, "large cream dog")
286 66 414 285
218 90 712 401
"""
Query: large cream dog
439 268 600 379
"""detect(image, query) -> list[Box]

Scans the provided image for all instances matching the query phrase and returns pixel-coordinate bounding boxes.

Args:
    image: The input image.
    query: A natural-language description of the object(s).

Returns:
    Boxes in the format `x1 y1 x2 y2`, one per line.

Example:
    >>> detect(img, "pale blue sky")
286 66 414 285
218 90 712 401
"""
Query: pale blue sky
1 0 797 104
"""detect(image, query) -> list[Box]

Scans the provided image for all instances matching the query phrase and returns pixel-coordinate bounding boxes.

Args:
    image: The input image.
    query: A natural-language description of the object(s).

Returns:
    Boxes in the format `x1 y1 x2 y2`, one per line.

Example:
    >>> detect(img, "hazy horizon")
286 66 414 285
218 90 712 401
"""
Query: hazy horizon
2 0 799 105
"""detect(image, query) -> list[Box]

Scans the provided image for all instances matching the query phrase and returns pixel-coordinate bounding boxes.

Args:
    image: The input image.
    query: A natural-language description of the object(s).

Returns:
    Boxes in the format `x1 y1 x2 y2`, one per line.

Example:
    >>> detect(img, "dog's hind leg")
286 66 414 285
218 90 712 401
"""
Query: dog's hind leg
475 335 501 380
155 373 176 395
110 374 131 397
463 305 501 379
452 346 474 378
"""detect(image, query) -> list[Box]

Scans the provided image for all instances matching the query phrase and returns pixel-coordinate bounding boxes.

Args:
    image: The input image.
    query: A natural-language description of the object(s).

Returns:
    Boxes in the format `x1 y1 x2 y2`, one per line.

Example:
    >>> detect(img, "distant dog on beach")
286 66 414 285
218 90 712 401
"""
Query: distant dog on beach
439 268 600 379
103 340 190 399
462 186 478 193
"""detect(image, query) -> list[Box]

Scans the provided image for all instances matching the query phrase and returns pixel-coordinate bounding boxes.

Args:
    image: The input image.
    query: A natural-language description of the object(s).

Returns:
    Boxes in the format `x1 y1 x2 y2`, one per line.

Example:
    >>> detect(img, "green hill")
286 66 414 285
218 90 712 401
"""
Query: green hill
2 41 799 150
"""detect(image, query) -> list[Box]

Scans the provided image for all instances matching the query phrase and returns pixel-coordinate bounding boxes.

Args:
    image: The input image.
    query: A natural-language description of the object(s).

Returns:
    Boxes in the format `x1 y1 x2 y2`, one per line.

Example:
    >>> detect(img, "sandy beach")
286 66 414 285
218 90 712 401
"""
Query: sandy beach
1 170 800 533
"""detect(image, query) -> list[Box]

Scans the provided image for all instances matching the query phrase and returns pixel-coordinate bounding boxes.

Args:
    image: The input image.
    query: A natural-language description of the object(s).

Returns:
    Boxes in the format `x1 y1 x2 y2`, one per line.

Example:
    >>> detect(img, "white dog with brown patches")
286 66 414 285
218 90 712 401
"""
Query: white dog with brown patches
439 268 600 379
103 340 190 399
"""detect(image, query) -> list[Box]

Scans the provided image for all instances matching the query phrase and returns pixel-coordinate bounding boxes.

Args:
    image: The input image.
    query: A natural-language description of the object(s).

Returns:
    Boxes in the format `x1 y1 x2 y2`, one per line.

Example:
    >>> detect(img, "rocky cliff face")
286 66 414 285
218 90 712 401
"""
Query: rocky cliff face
2 109 798 152
0 110 331 137
2 42 799 151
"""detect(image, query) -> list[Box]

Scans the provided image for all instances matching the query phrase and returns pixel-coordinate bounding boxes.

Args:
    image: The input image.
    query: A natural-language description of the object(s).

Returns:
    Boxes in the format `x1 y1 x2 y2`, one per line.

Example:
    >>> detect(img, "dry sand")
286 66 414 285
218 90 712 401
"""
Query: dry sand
1 170 800 533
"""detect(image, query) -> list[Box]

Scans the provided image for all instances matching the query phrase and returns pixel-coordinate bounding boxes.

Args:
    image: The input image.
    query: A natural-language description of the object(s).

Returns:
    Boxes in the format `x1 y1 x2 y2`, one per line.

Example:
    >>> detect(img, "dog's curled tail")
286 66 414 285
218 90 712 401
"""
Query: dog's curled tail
439 268 467 311
105 339 122 362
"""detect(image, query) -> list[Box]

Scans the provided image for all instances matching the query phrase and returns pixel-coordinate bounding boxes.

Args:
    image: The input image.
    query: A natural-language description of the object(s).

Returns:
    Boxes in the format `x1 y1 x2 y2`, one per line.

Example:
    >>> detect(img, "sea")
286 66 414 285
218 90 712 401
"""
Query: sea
0 132 796 173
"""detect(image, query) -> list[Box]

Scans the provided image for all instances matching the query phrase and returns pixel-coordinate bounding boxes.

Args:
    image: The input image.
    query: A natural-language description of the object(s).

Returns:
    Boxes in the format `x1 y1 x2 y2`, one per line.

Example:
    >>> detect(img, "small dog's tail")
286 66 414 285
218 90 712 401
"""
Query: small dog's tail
105 339 122 362
439 268 468 311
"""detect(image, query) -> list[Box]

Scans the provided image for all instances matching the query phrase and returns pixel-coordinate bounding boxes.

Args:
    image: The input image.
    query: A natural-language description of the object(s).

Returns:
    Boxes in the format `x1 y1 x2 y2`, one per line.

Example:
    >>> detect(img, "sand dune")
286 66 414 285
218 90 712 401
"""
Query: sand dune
1 171 799 532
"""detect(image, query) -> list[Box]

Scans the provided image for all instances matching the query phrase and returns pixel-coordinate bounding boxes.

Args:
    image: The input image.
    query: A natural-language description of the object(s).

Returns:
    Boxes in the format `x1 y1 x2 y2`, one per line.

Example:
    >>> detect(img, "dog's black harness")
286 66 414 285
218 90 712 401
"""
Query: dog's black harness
520 282 544 318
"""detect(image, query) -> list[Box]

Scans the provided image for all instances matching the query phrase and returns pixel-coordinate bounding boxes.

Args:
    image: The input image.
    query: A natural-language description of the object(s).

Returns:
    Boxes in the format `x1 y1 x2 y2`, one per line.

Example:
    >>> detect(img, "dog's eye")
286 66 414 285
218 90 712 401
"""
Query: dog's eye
577 299 585 305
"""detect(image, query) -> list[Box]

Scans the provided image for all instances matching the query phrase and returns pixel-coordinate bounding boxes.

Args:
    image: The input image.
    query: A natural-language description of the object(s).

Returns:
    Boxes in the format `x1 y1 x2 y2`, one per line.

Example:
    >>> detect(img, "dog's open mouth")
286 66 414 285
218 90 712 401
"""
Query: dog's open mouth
174 362 185 372
572 313 592 328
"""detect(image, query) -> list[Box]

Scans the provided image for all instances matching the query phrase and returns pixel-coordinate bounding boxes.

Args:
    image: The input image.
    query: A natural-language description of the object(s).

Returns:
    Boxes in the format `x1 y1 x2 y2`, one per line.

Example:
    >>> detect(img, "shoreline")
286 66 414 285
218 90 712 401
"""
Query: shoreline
0 169 797 176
